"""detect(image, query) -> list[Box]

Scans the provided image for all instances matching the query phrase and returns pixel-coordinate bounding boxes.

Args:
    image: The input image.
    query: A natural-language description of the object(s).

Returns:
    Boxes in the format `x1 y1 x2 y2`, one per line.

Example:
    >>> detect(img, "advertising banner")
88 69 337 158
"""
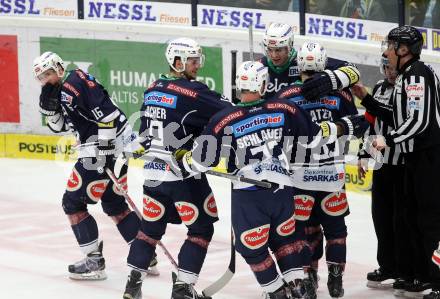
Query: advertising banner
40 37 223 129
84 0 191 26
198 5 300 33
0 35 20 123
306 13 397 43
0 0 77 19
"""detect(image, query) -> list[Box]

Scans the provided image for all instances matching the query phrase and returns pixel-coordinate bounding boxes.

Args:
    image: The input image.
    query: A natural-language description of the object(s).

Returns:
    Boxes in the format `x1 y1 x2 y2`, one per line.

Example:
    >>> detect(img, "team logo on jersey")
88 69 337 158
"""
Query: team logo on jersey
61 91 73 105
63 82 80 97
144 91 177 108
143 195 165 221
167 83 198 98
86 179 109 202
175 201 199 225
279 86 301 98
406 83 424 99
266 102 296 114
321 191 348 216
288 66 299 77
276 216 296 236
112 174 128 196
66 168 82 192
231 113 284 137
203 194 218 218
214 110 244 134
294 195 315 221
240 224 270 249
291 96 340 110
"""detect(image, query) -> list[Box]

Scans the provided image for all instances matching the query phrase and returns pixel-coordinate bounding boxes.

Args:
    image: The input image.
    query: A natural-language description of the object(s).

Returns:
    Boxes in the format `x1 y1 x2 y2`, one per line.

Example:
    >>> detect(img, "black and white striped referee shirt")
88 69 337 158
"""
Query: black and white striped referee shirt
362 58 440 154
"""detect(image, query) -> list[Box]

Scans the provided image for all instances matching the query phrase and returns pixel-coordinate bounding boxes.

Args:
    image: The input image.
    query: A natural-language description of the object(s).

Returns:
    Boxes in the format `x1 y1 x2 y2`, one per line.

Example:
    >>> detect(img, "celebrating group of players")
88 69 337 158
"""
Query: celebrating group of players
32 21 440 299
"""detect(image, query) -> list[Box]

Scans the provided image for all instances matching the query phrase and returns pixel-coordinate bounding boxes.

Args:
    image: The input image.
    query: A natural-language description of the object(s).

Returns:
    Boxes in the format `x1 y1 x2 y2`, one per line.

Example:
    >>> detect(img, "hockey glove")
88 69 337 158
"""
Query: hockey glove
302 70 339 101
39 83 62 116
335 115 369 139
96 139 116 174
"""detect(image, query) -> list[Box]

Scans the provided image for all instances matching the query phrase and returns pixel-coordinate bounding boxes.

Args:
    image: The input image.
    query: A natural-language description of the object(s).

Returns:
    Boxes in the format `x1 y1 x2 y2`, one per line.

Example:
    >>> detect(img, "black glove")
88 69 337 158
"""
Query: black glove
335 115 369 139
301 71 339 101
96 139 116 174
39 83 61 116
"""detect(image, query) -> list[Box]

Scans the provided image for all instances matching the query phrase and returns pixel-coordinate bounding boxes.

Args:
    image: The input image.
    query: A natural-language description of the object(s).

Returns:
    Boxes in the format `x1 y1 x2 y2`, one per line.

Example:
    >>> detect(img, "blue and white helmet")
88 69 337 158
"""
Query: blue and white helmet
262 23 294 54
236 61 268 95
297 42 327 72
165 38 205 72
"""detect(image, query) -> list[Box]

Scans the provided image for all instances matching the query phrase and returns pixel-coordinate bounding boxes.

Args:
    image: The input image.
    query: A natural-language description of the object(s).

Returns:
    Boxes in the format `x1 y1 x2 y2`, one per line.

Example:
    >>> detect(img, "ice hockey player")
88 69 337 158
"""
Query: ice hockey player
122 38 231 299
260 22 361 100
362 25 440 299
276 42 358 298
178 61 368 299
353 55 410 292
32 52 158 280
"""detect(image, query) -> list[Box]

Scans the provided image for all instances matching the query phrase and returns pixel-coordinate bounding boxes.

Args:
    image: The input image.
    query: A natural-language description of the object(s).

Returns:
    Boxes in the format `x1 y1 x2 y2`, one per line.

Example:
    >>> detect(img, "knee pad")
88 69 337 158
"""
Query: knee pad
323 220 347 240
62 192 87 215
101 196 129 216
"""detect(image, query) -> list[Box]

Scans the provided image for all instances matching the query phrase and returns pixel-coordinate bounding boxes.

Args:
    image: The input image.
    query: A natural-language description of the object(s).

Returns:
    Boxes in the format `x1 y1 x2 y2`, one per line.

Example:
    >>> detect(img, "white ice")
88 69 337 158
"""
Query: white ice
0 158 396 298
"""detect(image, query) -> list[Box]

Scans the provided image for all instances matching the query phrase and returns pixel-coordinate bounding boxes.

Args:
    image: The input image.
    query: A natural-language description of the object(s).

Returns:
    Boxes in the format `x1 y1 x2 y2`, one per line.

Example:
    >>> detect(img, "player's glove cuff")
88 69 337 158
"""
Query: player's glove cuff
336 115 369 139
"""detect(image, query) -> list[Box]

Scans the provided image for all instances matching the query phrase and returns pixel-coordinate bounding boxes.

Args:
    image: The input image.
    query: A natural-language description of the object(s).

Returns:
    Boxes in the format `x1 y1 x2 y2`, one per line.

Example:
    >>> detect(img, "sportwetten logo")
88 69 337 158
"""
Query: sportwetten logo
144 91 177 108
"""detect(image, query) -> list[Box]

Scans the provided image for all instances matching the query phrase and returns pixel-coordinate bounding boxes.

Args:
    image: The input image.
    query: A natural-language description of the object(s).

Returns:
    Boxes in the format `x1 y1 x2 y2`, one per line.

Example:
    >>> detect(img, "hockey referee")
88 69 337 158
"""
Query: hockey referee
362 25 440 299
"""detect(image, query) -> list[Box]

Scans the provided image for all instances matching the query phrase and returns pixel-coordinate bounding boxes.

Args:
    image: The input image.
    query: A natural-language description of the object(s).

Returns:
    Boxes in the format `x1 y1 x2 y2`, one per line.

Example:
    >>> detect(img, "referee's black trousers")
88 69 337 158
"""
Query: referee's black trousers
372 163 412 279
405 145 440 287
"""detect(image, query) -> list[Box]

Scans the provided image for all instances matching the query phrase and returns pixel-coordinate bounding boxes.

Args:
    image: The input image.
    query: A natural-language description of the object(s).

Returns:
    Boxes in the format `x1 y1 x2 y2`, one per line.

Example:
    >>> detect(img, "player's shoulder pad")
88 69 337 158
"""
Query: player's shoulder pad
209 106 246 135
264 98 298 115
62 70 82 97
73 69 97 88
334 88 353 103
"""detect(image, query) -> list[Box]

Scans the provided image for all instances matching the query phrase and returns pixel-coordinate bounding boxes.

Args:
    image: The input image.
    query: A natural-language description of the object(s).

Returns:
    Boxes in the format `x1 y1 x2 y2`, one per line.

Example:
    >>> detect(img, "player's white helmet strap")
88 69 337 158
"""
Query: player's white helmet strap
236 61 268 96
165 38 205 72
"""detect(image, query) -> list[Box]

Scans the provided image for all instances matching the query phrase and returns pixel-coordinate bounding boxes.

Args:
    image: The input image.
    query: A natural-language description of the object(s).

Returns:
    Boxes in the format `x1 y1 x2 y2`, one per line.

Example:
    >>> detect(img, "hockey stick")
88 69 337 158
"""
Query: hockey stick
231 50 238 104
249 22 254 61
206 170 272 188
202 227 235 297
105 167 179 270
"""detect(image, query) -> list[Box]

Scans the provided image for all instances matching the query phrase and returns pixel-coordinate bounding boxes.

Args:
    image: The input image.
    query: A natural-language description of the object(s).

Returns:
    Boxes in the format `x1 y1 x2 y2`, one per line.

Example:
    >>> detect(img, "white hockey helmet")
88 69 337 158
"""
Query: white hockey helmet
297 42 327 72
236 61 268 96
262 23 294 54
165 38 205 72
33 51 65 80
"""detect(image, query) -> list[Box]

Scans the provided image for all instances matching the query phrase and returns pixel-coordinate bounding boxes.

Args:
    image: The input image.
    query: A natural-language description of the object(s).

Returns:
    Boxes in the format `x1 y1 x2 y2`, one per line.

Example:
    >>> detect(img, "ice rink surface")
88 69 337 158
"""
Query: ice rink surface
0 158 397 298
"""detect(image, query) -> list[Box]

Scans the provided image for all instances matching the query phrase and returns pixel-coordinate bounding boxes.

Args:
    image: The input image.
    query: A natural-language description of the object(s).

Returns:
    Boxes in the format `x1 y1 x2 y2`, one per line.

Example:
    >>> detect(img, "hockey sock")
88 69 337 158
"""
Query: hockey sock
306 225 324 261
177 236 210 284
111 210 141 243
69 212 99 255
127 231 158 272
274 240 310 282
247 253 285 293
326 238 347 264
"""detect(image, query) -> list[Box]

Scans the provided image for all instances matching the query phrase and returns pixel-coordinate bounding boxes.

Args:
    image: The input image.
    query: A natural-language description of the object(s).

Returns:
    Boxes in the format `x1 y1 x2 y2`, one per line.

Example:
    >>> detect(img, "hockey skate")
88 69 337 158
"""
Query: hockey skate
68 241 106 280
327 264 344 298
146 253 160 276
308 268 319 290
366 268 395 289
171 272 211 299
123 269 143 299
288 278 317 299
424 290 440 299
404 279 432 299
263 284 291 299
393 278 408 297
